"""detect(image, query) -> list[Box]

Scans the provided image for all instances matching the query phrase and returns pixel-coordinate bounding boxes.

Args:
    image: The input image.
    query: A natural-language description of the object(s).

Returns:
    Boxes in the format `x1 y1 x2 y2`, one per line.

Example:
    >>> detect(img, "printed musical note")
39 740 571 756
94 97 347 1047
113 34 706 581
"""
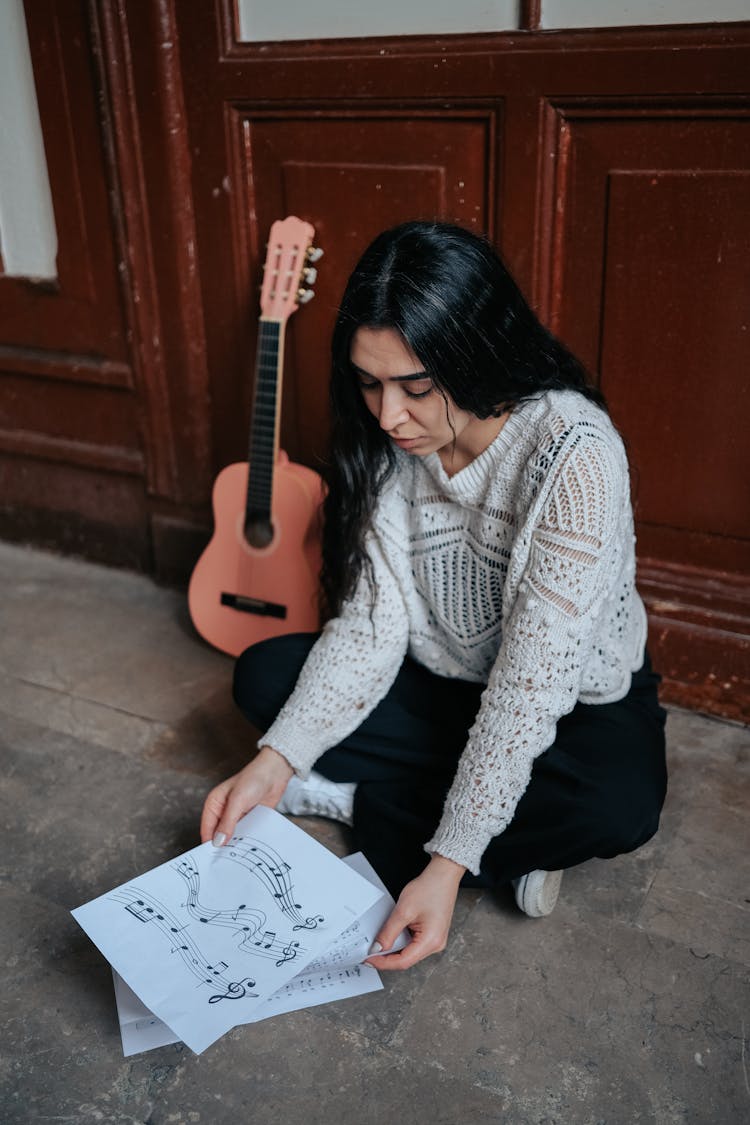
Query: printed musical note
221 836 326 933
111 887 253 1005
253 930 277 949
293 914 325 932
275 940 300 967
206 960 229 976
208 977 258 1004
172 857 307 969
125 900 158 923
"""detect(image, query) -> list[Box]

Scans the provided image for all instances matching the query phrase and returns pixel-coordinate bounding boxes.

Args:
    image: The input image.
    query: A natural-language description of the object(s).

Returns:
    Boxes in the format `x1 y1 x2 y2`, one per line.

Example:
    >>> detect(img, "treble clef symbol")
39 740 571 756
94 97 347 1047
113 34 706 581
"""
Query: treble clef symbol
208 976 258 1004
293 914 325 932
275 941 300 966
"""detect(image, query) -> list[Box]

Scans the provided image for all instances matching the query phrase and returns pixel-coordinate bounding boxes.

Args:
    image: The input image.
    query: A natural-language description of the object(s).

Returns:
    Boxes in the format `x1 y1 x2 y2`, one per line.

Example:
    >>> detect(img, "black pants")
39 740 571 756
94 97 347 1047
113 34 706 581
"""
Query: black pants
234 634 668 897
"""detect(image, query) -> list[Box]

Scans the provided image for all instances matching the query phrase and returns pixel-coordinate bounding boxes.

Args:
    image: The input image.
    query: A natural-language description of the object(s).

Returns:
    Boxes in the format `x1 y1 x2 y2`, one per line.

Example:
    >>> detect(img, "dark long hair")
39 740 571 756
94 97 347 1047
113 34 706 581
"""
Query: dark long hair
321 220 606 617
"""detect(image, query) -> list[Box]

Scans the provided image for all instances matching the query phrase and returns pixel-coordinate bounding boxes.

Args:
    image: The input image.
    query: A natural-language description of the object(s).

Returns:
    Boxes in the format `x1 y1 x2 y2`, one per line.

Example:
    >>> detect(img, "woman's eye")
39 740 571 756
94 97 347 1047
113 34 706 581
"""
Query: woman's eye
357 377 433 398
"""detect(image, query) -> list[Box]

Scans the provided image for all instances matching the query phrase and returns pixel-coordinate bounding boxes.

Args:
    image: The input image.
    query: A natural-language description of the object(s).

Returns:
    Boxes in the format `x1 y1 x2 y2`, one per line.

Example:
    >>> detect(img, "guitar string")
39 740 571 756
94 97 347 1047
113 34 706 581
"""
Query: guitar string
247 323 284 517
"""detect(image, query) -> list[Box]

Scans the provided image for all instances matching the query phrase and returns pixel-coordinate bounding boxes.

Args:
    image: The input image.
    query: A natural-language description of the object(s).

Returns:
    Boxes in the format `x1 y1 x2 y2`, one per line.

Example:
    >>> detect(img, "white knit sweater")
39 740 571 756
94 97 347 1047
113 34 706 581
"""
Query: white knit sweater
262 389 648 874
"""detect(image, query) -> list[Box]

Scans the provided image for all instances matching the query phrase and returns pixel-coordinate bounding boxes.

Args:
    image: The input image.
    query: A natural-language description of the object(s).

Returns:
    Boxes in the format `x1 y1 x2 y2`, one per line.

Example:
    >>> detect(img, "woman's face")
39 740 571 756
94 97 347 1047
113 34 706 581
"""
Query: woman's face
350 326 506 471
350 326 475 459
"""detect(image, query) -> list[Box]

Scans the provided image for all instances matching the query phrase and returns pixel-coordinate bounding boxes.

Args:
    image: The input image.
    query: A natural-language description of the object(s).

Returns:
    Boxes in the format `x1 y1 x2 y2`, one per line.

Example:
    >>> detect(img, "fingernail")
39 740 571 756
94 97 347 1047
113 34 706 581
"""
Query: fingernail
212 832 227 848
368 940 383 955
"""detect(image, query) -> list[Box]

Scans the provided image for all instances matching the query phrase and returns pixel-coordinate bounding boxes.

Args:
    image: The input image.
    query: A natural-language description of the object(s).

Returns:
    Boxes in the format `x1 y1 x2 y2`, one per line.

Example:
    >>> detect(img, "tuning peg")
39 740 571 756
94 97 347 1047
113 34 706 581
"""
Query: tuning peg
302 267 318 284
306 246 324 263
297 288 315 304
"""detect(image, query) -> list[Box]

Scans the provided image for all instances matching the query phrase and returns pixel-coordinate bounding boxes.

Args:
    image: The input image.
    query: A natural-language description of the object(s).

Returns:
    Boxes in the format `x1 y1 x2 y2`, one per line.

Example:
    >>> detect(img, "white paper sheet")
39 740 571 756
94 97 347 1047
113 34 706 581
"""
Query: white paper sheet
113 961 383 1054
113 971 183 1056
110 851 408 1056
302 851 410 972
73 807 384 1053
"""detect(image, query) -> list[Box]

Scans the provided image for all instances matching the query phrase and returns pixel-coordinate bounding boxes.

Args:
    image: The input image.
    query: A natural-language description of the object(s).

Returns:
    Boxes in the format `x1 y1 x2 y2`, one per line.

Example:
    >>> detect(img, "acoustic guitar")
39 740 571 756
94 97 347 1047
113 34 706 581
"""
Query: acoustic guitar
188 216 325 657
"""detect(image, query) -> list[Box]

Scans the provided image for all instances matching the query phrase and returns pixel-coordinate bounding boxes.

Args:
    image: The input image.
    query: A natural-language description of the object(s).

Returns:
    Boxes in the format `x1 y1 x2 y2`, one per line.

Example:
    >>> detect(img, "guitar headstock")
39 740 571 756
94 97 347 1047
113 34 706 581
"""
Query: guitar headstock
259 216 322 322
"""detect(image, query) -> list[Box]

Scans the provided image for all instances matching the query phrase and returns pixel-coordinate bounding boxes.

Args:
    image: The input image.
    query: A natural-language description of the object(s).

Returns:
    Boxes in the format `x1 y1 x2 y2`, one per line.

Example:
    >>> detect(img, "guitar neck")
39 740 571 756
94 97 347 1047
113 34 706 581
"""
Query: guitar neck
245 317 285 523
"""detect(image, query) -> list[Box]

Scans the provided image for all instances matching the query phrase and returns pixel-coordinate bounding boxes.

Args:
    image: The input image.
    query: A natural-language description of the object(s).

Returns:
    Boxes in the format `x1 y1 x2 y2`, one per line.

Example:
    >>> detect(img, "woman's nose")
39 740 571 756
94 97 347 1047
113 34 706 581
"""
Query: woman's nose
378 387 410 431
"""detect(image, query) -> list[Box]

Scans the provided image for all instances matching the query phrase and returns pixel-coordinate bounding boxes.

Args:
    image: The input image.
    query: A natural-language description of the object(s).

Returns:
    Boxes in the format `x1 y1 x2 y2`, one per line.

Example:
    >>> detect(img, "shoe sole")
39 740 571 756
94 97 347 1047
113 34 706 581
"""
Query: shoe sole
515 869 563 917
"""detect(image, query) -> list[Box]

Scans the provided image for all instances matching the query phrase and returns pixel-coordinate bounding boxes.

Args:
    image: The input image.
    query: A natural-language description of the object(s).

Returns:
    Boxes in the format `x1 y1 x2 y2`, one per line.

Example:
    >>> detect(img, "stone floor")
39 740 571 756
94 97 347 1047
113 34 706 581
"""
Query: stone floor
0 540 748 1125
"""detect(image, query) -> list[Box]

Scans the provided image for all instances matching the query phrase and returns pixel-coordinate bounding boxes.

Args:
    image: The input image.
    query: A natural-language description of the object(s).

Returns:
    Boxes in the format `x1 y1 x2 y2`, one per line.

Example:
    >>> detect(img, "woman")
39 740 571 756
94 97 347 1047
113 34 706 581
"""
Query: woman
200 221 667 972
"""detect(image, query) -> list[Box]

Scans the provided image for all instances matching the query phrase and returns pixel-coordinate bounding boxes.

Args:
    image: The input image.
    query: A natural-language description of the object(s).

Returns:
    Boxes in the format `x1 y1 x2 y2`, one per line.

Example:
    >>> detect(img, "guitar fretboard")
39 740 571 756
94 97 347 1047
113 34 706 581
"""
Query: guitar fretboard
246 319 282 523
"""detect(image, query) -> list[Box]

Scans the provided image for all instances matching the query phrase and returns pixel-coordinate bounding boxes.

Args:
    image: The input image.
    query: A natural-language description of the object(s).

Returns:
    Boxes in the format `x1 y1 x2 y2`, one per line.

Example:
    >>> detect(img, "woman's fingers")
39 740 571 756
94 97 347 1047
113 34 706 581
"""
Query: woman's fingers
210 808 238 847
199 750 295 846
210 774 267 845
199 782 231 844
368 904 410 957
366 929 442 971
199 773 258 845
365 903 445 972
213 784 261 845
365 859 461 971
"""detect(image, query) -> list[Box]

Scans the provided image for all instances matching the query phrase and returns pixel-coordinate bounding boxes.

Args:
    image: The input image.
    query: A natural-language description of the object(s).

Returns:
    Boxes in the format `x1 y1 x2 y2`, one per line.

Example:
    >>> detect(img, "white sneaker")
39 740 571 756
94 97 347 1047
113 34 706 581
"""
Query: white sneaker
512 869 563 917
276 770 356 826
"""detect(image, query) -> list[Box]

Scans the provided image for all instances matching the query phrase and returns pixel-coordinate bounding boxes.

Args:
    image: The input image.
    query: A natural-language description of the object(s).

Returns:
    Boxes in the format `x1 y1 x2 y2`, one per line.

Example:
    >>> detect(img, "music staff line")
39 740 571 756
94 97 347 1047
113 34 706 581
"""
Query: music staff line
174 858 304 967
219 835 326 932
109 834 325 1006
109 885 257 1006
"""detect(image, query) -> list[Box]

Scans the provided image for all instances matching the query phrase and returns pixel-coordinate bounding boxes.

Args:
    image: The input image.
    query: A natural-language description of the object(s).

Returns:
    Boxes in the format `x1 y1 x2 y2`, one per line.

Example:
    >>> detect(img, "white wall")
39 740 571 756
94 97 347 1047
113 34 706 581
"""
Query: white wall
237 0 749 40
237 1 520 41
541 1 750 28
0 0 57 279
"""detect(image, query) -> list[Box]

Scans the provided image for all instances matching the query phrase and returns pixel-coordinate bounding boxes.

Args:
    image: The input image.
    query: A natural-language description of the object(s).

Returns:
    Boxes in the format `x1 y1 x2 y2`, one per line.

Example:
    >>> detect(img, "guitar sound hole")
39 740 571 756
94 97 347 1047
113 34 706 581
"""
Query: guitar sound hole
244 517 274 549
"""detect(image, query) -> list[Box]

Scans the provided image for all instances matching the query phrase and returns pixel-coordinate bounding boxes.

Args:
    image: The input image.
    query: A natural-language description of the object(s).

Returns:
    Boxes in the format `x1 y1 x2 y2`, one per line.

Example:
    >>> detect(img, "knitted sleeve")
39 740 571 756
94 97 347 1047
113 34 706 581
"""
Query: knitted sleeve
258 530 410 778
425 428 626 874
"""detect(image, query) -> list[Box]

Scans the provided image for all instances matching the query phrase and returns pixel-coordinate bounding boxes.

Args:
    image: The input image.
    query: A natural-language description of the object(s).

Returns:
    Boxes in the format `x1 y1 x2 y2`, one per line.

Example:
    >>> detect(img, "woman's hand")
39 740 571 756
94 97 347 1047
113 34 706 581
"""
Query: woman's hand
365 854 466 971
200 745 294 846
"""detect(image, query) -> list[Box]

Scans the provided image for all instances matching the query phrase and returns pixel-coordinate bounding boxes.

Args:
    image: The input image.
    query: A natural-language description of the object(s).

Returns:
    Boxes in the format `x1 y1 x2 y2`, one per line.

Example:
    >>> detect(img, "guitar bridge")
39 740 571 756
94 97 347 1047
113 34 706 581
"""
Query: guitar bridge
220 593 287 619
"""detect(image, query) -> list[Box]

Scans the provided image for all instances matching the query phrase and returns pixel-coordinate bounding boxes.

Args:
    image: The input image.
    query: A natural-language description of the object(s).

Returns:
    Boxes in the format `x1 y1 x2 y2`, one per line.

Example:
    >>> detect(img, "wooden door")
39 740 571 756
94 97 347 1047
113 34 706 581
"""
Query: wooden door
547 104 750 716
2 3 748 718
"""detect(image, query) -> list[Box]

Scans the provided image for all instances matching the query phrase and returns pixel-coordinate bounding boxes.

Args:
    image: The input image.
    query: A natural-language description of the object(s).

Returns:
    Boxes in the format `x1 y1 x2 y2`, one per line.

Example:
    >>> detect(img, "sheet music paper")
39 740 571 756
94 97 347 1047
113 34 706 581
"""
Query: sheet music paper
111 851 408 1056
72 807 384 1054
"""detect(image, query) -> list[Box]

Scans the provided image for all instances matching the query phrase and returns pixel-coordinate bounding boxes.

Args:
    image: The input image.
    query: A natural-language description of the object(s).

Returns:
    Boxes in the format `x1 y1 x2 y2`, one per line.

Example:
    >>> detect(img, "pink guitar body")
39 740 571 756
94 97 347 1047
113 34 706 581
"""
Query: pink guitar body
188 451 324 657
